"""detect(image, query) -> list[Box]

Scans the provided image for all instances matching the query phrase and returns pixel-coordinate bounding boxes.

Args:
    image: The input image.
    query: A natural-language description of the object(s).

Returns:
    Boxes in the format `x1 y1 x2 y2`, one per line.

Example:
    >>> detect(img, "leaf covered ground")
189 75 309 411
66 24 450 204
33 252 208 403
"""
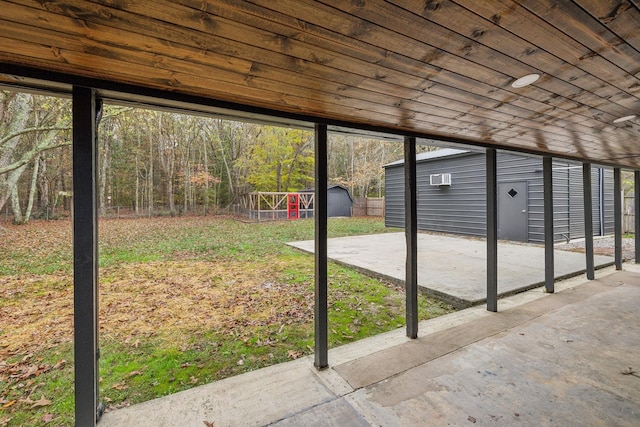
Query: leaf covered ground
0 216 454 426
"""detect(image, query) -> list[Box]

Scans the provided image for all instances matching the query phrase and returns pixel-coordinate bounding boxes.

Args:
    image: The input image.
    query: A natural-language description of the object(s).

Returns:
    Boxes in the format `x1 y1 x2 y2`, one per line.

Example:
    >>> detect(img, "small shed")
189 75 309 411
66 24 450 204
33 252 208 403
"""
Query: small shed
302 185 354 217
384 149 615 243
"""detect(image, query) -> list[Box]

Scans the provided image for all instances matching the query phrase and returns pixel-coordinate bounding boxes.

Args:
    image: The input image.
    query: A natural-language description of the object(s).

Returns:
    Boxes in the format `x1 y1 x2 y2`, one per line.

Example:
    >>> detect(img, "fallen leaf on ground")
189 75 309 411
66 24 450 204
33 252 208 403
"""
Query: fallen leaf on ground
287 350 303 360
203 422 215 427
31 395 52 408
128 370 143 377
42 413 54 423
1 401 15 409
1 417 12 427
21 364 39 380
112 382 128 391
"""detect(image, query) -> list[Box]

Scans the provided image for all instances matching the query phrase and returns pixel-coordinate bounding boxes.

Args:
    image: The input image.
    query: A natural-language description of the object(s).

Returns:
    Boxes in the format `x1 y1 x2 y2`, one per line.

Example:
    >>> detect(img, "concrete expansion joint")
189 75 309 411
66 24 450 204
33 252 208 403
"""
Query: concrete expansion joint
264 395 343 426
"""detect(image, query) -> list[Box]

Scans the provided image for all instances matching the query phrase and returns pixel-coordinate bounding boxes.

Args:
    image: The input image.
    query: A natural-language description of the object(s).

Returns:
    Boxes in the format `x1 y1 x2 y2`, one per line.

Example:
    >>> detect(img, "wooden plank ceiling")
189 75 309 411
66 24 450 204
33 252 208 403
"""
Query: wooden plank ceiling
0 0 639 167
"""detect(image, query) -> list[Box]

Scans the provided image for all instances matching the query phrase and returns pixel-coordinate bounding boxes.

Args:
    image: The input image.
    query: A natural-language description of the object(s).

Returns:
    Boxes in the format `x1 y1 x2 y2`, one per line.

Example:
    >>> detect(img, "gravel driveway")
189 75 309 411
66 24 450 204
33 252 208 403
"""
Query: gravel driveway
557 237 636 261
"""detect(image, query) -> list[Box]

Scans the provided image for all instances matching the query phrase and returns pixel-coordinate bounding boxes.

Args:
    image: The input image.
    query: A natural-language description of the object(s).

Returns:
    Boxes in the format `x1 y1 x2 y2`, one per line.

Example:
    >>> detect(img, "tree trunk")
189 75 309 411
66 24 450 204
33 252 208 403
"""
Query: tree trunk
276 162 282 192
157 113 176 214
8 164 28 223
24 153 40 223
99 130 111 216
216 134 234 205
350 141 355 196
0 93 31 213
135 148 139 215
38 154 49 214
183 145 190 214
10 184 22 224
148 127 153 216
167 178 174 213
203 136 209 214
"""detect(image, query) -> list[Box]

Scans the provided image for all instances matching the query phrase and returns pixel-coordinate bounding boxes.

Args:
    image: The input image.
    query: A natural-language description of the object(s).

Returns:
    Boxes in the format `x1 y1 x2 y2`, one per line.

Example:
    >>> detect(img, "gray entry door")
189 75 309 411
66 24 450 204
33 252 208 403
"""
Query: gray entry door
498 181 528 242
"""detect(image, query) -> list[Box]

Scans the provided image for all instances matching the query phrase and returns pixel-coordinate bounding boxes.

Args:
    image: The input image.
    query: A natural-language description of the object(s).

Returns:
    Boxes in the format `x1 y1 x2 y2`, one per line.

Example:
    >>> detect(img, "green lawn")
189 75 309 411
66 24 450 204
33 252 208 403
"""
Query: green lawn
0 216 455 426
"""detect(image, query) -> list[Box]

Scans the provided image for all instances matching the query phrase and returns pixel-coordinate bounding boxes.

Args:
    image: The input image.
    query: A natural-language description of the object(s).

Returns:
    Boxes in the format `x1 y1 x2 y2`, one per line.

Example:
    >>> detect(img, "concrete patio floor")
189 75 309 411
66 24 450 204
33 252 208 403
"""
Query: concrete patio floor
288 232 614 307
99 264 640 427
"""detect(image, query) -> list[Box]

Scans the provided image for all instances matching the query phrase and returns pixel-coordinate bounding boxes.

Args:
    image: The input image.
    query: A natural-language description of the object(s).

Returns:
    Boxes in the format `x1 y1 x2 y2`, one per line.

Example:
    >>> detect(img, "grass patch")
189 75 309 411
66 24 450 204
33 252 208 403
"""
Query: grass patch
0 216 454 425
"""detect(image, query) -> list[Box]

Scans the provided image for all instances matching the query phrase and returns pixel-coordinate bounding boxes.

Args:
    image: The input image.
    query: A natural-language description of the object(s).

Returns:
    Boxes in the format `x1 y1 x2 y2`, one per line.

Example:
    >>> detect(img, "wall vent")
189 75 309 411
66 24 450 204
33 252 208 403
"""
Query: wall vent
429 173 451 186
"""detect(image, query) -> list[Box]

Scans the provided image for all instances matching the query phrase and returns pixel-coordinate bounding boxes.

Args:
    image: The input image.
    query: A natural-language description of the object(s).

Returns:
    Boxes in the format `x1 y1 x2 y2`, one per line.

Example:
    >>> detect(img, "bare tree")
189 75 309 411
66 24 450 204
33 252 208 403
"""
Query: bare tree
0 92 72 223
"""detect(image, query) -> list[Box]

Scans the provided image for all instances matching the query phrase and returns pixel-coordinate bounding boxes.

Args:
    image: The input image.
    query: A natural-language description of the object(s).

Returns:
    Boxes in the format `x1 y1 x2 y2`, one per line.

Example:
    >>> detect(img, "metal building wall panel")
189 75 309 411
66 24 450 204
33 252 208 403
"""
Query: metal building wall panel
384 166 405 228
525 161 573 243
414 153 486 236
602 168 615 235
384 151 607 243
551 164 572 243
568 166 612 240
569 166 585 239
593 169 602 236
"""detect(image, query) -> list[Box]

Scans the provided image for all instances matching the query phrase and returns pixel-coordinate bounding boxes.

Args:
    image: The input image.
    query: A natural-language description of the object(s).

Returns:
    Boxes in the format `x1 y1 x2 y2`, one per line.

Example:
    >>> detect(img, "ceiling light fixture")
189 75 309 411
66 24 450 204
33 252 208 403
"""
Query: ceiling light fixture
613 114 636 124
511 73 540 88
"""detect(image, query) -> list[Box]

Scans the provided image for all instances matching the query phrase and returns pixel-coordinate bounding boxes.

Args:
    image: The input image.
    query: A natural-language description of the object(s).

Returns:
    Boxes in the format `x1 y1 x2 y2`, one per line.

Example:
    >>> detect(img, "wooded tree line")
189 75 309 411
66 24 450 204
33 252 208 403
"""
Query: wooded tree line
0 90 411 224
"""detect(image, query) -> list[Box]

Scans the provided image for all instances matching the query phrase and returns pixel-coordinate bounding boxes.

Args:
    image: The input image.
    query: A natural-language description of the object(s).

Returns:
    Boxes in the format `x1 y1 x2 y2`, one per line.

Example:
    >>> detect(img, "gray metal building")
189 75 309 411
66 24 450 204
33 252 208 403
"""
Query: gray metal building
384 149 614 243
326 185 354 217
301 185 354 217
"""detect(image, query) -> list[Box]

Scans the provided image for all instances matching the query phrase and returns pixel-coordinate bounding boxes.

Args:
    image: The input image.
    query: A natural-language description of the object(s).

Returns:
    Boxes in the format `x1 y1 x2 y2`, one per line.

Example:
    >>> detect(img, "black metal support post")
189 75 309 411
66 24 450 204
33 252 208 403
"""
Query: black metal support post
543 157 555 293
73 87 102 425
635 171 640 264
314 123 329 369
404 136 418 339
486 149 498 312
614 167 622 270
583 163 595 280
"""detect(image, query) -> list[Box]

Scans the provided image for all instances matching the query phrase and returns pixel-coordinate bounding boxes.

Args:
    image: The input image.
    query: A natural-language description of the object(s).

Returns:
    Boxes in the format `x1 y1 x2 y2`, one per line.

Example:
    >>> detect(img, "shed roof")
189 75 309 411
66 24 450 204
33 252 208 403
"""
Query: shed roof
301 185 354 202
384 148 473 168
0 2 639 167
